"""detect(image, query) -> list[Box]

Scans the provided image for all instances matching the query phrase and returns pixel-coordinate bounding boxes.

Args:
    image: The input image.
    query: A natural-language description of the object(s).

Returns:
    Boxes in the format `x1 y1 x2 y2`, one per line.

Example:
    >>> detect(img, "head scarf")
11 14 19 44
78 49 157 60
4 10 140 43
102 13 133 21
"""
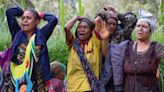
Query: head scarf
50 61 66 80
137 9 157 33
95 7 118 21
75 18 95 37
105 10 117 20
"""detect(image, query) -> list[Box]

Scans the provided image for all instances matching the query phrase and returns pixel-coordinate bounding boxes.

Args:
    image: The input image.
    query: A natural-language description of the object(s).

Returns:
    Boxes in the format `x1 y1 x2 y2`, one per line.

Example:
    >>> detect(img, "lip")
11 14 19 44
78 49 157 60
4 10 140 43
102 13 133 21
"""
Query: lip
137 32 143 34
78 32 86 36
23 24 29 26
137 32 144 36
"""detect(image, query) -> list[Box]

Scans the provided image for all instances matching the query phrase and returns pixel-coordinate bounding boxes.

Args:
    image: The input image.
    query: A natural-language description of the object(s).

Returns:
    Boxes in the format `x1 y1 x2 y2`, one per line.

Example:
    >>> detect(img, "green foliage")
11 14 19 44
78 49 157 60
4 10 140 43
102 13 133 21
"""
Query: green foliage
159 58 164 92
78 0 84 16
47 30 68 65
159 1 164 33
19 0 26 10
0 3 10 51
58 0 65 31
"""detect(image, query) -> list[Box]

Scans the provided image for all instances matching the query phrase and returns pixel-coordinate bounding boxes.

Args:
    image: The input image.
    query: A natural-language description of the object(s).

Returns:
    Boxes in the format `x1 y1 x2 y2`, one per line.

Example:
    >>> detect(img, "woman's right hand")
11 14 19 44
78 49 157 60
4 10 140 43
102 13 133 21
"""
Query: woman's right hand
99 21 110 40
94 16 103 32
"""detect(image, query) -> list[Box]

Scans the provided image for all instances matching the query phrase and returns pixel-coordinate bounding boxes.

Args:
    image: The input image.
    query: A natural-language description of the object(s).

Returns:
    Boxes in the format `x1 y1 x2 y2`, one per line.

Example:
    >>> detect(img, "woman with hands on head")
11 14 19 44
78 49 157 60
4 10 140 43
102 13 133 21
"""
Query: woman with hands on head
5 6 58 92
64 16 110 92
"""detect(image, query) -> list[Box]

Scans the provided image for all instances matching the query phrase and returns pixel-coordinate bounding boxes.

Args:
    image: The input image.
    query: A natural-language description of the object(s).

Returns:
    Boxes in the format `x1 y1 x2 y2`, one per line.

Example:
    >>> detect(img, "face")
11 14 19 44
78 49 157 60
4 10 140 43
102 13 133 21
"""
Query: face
77 22 92 41
106 18 117 34
21 11 39 32
135 20 151 41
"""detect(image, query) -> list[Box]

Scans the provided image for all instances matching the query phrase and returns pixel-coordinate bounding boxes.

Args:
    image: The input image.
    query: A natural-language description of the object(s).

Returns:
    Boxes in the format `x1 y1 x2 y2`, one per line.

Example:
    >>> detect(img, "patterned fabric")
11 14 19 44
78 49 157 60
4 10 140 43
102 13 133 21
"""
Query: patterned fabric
0 66 14 92
46 78 65 92
123 42 160 92
100 41 128 92
73 38 100 92
10 34 36 91
0 33 18 76
0 66 5 91
31 61 46 92
95 7 117 21
110 12 137 44
50 61 66 80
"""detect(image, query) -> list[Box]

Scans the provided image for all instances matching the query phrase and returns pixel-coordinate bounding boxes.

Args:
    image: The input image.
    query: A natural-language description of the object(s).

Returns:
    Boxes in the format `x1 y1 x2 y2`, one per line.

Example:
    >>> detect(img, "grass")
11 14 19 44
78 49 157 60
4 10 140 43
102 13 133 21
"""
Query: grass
47 28 69 65
0 18 11 51
159 58 164 91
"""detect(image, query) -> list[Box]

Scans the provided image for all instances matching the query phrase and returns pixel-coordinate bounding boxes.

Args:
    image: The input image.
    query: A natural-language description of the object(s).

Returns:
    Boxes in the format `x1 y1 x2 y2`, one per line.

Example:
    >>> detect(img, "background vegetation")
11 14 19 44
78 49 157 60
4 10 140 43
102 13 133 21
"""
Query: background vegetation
0 0 164 91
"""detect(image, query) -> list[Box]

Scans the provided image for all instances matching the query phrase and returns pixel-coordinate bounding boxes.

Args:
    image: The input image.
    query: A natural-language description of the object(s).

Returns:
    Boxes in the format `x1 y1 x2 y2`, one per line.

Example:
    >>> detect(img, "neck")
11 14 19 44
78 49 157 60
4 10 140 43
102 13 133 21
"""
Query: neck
136 39 151 52
25 31 34 40
137 39 151 45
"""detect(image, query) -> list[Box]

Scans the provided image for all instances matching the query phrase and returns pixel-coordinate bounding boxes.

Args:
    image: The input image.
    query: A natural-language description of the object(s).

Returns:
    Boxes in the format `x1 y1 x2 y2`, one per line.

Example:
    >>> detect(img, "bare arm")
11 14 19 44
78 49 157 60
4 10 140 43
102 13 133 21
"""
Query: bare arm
64 16 83 44
94 16 110 59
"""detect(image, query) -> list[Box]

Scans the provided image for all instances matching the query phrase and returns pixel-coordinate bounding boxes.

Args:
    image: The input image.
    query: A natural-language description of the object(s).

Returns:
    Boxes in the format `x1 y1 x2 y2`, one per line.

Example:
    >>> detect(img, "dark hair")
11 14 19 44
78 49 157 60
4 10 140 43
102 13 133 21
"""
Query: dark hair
27 9 40 20
75 18 95 37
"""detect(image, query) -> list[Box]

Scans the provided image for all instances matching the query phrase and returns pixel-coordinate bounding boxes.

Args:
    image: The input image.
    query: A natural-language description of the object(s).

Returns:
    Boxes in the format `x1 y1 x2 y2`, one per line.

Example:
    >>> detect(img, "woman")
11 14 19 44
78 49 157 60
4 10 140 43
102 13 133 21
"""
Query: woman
95 6 137 58
105 10 164 92
64 16 110 92
96 6 137 43
123 10 164 92
94 7 137 92
5 7 58 91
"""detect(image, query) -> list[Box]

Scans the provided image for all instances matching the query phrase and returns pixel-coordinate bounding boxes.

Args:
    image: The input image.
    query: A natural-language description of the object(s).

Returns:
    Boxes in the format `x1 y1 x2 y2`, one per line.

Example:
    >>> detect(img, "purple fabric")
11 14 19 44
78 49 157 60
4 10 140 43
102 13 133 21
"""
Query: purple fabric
100 41 129 92
0 48 11 66
46 78 65 92
0 31 18 76
0 48 12 76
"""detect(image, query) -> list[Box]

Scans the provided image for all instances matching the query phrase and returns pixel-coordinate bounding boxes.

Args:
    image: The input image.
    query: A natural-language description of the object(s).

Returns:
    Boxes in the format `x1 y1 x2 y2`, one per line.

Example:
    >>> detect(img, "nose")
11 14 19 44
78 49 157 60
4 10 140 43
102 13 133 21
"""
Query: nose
79 27 85 31
136 26 142 32
110 24 115 28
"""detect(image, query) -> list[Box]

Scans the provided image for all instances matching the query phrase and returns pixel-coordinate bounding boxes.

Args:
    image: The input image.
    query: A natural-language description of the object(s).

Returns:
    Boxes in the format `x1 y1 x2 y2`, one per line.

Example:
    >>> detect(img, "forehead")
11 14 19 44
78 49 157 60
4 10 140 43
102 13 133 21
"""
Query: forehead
79 22 90 27
136 20 149 26
22 11 34 17
107 18 117 23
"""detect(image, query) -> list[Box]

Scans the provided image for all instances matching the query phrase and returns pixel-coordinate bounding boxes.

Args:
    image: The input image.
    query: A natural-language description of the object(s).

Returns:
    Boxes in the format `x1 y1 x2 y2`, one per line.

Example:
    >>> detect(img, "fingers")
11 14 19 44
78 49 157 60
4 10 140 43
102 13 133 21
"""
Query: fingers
94 16 102 24
77 16 88 21
101 21 106 28
38 12 44 19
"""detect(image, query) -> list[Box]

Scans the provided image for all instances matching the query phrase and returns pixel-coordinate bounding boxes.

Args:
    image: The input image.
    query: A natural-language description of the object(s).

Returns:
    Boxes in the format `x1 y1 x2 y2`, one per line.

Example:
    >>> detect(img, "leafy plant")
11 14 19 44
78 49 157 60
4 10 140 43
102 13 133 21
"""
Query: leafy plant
78 0 84 16
159 58 164 92
58 0 65 31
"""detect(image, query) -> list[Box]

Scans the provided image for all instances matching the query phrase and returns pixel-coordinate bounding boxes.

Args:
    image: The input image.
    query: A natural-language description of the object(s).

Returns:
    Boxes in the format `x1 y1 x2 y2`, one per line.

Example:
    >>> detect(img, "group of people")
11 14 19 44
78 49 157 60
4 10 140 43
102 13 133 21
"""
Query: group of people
0 5 163 92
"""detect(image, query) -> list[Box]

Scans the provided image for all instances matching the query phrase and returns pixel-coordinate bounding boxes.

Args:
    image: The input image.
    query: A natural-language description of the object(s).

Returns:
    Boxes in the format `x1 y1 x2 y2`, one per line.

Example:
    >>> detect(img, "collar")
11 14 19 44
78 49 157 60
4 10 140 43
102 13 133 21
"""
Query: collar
78 39 89 45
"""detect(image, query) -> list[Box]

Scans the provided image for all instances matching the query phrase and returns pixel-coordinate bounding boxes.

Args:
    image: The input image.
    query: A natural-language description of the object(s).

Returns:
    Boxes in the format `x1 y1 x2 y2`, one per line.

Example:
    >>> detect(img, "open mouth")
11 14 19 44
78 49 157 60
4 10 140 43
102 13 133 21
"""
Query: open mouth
79 32 85 37
23 24 29 27
79 33 85 35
